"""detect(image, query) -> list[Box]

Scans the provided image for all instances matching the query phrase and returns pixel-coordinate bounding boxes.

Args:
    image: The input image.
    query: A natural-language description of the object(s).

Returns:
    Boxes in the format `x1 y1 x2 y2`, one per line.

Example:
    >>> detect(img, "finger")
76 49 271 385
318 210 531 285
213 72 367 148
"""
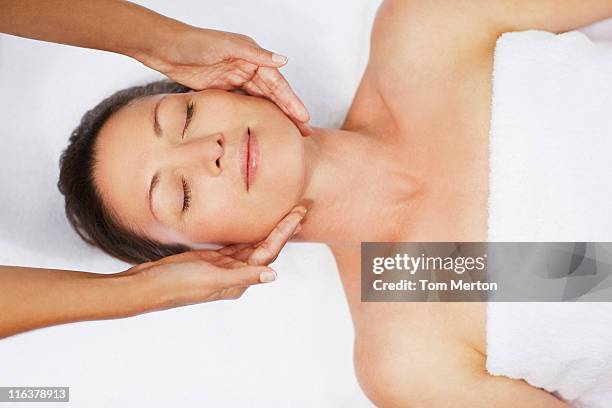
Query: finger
241 80 266 98
218 242 253 256
247 207 307 265
154 249 223 265
244 76 290 115
230 42 288 68
243 80 305 128
244 80 313 137
253 67 310 123
217 265 278 288
220 204 308 261
295 120 314 137
263 69 310 122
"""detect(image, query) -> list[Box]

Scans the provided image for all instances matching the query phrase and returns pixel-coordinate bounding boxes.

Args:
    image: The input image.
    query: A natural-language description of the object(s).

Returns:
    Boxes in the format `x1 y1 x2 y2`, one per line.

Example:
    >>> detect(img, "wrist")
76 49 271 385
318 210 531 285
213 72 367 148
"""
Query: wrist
106 267 176 317
128 19 193 72
117 265 179 315
79 272 148 320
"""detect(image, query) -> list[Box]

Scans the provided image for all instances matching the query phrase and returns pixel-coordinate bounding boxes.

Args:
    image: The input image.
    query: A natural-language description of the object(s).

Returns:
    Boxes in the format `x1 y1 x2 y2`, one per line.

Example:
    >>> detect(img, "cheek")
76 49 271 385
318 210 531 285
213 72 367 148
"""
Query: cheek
269 154 304 206
246 135 304 238
186 193 234 242
267 126 305 199
187 190 293 245
185 188 260 243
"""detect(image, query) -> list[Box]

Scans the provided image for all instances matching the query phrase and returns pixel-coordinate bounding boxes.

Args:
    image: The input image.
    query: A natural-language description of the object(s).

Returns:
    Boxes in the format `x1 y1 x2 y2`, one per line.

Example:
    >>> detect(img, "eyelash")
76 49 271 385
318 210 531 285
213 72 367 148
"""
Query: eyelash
181 176 191 213
182 101 195 138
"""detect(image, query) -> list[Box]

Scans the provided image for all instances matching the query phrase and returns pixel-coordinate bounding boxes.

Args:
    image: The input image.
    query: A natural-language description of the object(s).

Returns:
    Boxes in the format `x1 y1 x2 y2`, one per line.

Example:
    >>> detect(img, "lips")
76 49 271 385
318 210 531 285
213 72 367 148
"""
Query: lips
239 127 259 191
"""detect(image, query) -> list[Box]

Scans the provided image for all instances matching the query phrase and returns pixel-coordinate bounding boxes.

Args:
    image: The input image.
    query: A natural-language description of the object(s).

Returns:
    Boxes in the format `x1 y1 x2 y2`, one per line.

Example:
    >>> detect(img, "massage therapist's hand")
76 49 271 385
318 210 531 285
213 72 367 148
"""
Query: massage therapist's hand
122 206 307 310
0 0 312 136
0 207 305 339
134 27 312 136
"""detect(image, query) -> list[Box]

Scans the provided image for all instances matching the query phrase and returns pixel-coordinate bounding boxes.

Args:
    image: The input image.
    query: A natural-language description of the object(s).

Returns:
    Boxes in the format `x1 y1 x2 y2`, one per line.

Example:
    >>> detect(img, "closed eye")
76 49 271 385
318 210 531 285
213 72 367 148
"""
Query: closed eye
182 101 195 138
181 176 191 213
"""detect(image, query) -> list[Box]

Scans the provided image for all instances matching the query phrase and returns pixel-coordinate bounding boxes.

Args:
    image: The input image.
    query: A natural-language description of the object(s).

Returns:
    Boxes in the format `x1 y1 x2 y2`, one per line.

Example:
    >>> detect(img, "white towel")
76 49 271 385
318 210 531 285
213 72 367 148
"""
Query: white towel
487 30 612 243
486 30 612 408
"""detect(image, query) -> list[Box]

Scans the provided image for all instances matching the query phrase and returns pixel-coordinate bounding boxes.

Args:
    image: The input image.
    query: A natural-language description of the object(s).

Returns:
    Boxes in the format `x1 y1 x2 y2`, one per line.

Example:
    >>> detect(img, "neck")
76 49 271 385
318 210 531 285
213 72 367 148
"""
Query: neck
294 127 422 247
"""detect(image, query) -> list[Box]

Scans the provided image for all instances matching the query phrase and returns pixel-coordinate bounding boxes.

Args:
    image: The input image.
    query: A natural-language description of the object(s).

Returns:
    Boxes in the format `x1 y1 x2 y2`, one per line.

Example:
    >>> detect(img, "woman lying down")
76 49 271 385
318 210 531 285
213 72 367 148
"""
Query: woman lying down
58 1 612 407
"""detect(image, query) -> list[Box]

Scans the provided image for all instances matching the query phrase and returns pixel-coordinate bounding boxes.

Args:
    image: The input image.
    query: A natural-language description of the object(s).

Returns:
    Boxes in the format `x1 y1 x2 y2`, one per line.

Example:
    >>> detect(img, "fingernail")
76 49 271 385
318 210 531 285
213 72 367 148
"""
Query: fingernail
272 53 288 64
260 270 277 283
300 107 309 120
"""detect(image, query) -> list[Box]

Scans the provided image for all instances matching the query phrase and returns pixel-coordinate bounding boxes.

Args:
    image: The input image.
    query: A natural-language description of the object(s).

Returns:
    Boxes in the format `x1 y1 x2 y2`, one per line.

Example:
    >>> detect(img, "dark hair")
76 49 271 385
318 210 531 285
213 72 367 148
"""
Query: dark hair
58 80 193 264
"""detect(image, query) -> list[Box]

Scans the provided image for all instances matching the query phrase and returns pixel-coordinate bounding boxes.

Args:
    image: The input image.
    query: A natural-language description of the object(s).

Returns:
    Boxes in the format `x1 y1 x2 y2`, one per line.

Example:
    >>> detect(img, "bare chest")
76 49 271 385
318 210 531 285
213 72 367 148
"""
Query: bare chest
334 61 494 354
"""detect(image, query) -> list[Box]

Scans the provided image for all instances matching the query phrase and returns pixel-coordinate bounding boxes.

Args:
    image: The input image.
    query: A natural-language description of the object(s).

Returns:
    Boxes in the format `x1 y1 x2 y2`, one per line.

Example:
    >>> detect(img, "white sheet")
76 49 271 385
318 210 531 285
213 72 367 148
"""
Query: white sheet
0 1 381 406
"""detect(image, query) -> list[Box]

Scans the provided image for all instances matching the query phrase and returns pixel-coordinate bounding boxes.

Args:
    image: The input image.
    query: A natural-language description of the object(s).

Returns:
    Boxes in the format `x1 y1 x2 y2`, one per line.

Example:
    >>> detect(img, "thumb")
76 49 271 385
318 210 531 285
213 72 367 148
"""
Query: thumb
234 44 288 67
218 265 278 288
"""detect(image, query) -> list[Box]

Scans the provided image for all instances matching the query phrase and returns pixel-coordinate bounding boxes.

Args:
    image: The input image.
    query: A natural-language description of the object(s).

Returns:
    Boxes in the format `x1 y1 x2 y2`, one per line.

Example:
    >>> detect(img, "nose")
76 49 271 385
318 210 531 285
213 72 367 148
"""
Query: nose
174 133 225 175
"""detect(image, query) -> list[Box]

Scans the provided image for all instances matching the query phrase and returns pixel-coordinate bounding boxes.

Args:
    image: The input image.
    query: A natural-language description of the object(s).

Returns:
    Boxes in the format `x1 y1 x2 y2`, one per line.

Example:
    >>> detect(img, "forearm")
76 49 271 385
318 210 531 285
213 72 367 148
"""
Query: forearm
0 0 187 59
0 265 148 339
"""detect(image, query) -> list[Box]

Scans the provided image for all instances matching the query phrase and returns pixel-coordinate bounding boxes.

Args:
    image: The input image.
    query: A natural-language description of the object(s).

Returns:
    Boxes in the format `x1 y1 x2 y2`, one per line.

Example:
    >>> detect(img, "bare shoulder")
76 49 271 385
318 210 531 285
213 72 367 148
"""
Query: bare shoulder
368 0 498 66
370 0 612 60
343 0 497 133
346 0 612 133
354 302 486 407
354 302 570 407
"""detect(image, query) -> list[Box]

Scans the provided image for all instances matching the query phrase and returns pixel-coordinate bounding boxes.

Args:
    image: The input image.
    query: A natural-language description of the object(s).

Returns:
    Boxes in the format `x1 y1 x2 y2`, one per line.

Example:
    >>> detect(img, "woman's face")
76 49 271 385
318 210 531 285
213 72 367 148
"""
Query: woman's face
93 89 305 246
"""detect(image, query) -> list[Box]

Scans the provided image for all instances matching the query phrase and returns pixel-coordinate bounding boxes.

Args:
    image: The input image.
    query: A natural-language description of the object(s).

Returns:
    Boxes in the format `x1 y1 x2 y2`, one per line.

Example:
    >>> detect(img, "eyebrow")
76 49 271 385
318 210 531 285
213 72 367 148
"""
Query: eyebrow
152 96 164 137
148 171 161 222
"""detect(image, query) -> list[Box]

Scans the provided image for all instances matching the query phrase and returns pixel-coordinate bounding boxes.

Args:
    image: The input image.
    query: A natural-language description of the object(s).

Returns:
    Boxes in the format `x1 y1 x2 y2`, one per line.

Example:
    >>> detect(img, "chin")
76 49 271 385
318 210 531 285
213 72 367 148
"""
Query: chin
252 100 305 208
